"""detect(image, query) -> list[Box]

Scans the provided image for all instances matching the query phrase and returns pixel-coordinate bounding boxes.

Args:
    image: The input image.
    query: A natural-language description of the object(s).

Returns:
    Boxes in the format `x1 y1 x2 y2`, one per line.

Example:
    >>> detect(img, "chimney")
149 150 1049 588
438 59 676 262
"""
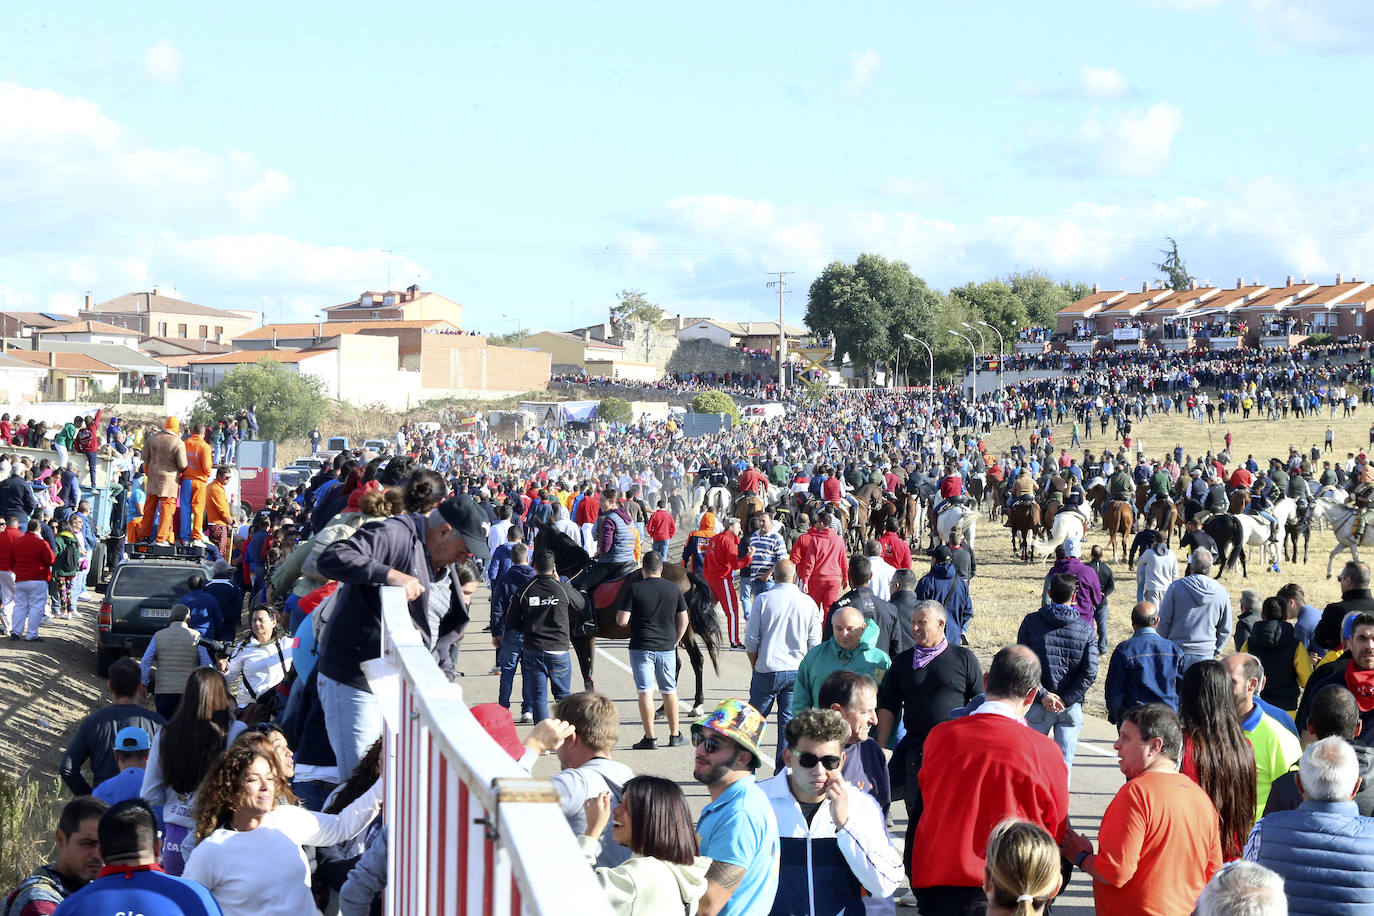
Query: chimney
1190 279 1198 290
676 313 685 331
1337 273 1344 285
1286 275 1294 287
1142 282 1149 293
271 329 277 347
48 351 56 368
152 286 161 298
582 329 591 342
1092 282 1100 294
316 321 322 339
83 292 92 310
406 284 419 301
1237 277 1244 289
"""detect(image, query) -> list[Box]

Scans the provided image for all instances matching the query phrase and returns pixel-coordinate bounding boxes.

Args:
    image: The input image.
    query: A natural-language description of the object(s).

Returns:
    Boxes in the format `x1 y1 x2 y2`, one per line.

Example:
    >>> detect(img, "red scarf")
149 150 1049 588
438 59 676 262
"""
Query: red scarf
96 863 164 879
1346 661 1374 713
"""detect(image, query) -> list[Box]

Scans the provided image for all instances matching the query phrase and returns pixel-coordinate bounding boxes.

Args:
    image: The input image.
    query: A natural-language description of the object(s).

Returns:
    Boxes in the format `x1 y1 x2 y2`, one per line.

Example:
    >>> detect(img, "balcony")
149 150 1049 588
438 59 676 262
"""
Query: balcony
1161 337 1195 351
1206 336 1244 350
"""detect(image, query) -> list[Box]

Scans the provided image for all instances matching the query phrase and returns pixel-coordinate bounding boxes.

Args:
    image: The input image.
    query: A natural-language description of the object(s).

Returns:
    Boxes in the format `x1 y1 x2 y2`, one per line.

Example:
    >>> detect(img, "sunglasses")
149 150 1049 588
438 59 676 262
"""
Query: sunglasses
795 751 842 770
692 733 731 755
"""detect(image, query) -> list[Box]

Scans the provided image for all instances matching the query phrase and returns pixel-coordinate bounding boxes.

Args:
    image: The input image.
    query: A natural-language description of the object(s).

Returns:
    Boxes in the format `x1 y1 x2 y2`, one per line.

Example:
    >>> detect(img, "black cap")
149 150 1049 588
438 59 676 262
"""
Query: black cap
436 494 491 562
930 546 952 563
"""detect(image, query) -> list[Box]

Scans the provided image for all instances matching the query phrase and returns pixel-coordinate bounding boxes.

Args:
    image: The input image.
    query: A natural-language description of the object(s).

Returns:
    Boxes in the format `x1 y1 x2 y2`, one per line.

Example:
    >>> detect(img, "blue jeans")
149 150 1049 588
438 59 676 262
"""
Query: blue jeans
748 668 796 770
652 540 669 558
317 673 382 780
291 779 335 812
497 628 529 714
1026 701 1084 783
1183 653 1213 671
521 648 572 722
738 577 771 621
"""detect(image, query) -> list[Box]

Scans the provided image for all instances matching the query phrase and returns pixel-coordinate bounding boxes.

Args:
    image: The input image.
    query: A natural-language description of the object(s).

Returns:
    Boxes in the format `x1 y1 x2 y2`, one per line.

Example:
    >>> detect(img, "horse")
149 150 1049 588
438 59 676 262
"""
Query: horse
533 527 722 715
1311 496 1374 578
1146 499 1183 546
1203 513 1277 578
702 486 732 519
1102 498 1134 564
935 502 978 551
1008 501 1040 562
1032 509 1085 559
1284 501 1312 565
965 474 986 510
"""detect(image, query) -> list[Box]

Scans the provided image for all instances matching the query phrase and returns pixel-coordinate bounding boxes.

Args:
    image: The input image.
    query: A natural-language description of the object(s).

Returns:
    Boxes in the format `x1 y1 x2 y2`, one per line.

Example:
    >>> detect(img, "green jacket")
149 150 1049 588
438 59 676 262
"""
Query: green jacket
1108 469 1134 498
793 620 891 712
1149 469 1172 498
54 422 78 449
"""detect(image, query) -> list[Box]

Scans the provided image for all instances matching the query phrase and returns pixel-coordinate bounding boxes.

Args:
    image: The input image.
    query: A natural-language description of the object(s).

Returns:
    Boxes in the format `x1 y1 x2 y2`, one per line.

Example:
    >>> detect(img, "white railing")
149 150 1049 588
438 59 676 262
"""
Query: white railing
365 586 613 916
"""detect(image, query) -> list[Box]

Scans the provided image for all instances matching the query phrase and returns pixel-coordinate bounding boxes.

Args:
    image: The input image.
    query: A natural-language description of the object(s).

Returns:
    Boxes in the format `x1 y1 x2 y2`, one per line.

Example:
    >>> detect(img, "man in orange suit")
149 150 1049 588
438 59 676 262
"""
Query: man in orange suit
205 465 234 559
180 422 213 542
137 417 187 545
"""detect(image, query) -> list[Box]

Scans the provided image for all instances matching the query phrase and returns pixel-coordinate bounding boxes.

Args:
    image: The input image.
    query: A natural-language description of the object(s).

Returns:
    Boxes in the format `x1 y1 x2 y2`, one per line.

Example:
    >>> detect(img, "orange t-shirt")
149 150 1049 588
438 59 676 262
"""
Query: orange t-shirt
1093 769 1223 916
205 479 232 526
183 434 213 484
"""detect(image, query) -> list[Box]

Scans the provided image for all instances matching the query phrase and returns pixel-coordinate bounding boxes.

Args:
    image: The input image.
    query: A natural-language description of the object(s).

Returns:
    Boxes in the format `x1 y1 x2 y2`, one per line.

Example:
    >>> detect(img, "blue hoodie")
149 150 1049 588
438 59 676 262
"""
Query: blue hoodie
913 561 973 647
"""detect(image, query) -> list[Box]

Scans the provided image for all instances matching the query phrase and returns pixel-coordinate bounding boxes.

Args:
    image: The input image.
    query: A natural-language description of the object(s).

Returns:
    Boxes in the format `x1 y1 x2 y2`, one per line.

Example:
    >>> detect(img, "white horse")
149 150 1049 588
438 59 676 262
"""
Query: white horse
703 486 732 518
1033 511 1085 559
936 503 978 551
1231 513 1282 572
1312 496 1374 578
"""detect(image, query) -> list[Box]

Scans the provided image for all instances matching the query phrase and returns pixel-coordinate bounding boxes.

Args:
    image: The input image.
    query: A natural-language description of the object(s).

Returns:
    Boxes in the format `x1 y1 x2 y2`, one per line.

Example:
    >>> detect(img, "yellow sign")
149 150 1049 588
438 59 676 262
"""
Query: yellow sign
796 347 832 373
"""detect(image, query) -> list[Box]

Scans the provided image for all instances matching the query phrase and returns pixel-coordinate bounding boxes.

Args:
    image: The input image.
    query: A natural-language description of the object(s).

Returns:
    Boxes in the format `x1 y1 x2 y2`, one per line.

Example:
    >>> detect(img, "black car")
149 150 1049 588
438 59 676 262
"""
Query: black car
96 552 212 676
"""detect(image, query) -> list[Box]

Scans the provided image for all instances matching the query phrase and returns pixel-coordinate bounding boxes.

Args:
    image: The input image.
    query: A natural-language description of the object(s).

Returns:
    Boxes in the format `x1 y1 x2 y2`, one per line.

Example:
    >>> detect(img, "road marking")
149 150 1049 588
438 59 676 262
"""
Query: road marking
1078 741 1116 758
594 644 774 771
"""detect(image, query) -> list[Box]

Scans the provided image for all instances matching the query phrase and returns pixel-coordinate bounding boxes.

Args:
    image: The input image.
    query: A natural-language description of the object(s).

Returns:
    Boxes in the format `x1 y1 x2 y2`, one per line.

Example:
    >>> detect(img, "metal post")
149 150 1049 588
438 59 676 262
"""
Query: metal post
949 329 976 404
903 333 933 412
978 320 1005 394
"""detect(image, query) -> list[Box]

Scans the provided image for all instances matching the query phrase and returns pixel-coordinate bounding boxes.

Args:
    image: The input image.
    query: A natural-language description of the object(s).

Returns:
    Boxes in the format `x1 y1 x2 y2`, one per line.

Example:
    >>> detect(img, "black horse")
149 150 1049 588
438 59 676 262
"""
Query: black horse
533 527 722 716
1203 513 1247 578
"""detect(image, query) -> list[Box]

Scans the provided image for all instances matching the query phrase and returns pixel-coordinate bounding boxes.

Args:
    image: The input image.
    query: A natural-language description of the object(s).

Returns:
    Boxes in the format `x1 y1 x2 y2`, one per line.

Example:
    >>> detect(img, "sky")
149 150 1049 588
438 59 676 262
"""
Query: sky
2 0 1372 336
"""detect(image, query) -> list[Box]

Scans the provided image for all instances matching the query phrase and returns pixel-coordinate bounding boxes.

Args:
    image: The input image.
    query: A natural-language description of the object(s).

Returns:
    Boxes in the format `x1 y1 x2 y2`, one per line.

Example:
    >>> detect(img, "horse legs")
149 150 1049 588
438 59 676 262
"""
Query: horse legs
572 635 596 692
681 637 706 718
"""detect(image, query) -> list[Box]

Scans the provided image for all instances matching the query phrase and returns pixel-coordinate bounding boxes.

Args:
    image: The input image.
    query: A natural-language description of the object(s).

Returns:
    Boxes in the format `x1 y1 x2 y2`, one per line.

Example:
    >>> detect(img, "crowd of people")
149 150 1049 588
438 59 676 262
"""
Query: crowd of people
10 339 1374 914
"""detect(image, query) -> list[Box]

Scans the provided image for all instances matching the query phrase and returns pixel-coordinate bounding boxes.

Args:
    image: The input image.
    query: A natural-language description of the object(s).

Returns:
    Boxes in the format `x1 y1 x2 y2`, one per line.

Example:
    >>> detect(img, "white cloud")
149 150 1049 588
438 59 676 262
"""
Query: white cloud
160 234 427 294
846 50 881 93
1078 66 1132 100
1142 0 1374 53
1022 102 1184 179
143 40 184 83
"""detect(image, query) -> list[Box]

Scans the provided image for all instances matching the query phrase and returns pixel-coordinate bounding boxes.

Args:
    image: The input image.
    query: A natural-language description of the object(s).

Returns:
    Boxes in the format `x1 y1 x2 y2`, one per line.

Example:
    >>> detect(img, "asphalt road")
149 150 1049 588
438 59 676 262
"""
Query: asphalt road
455 587 1124 915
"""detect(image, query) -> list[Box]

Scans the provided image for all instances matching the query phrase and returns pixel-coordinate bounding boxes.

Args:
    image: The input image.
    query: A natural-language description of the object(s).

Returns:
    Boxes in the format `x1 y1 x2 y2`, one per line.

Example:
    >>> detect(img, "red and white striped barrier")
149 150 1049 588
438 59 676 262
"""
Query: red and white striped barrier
365 586 613 916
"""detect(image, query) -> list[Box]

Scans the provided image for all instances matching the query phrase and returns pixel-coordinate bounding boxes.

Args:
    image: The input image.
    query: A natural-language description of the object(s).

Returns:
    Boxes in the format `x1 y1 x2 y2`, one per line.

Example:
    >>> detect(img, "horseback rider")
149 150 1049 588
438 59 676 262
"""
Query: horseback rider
1142 462 1174 516
1062 474 1087 520
1349 465 1374 544
1002 464 1036 526
1246 476 1280 543
574 486 640 603
707 463 730 490
1286 463 1313 515
1107 462 1134 504
934 463 964 520
737 460 769 498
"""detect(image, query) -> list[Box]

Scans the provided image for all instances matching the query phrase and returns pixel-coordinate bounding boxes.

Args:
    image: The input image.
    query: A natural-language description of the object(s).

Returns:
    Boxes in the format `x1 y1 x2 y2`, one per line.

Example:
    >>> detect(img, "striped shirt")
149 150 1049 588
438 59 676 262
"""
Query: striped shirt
746 530 788 580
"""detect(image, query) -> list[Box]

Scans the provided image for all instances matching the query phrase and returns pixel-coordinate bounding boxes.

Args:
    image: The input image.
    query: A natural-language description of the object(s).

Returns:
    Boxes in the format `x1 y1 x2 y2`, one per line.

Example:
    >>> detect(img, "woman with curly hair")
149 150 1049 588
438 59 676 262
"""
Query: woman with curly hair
183 744 381 916
1178 660 1257 860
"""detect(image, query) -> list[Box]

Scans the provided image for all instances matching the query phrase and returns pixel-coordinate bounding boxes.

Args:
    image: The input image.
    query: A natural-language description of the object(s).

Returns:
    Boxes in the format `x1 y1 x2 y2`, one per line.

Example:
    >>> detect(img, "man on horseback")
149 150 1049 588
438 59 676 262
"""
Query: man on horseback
1349 465 1374 544
932 463 964 529
575 487 639 600
1246 477 1280 544
1141 461 1174 518
738 460 769 498
1107 462 1134 505
1002 464 1036 527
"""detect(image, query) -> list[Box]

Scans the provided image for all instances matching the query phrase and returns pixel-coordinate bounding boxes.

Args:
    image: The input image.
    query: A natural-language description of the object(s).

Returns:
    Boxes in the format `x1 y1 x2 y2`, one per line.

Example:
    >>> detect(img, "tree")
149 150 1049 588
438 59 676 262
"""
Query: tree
610 289 666 329
947 280 1025 342
1153 237 1194 291
597 396 632 425
806 254 941 380
1059 279 1094 303
1007 270 1075 328
689 391 739 423
192 357 327 442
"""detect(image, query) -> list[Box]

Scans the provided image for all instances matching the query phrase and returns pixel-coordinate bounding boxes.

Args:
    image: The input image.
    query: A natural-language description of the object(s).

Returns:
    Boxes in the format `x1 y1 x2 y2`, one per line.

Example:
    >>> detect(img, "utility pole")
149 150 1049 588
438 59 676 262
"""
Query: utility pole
767 271 792 394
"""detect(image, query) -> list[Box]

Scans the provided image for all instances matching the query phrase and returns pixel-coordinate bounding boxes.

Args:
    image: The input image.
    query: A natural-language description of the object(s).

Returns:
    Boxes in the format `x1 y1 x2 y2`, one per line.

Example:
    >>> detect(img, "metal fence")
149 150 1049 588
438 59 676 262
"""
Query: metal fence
365 586 613 916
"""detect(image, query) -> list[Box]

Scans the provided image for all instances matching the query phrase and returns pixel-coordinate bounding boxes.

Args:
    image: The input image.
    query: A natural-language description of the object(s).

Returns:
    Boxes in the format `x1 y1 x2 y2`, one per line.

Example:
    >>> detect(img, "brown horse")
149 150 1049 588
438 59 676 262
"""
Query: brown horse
1103 499 1134 563
1008 501 1040 562
535 527 722 716
1040 497 1059 536
1229 489 1248 514
1147 499 1184 545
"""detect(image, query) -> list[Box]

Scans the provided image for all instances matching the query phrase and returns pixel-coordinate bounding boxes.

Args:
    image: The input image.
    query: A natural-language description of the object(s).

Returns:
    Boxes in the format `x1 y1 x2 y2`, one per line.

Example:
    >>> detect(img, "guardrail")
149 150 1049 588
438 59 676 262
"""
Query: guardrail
365 586 613 916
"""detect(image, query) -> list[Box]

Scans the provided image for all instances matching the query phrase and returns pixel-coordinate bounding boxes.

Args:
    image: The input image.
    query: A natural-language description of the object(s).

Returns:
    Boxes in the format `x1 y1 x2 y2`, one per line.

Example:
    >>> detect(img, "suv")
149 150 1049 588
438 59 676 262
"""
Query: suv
97 549 214 676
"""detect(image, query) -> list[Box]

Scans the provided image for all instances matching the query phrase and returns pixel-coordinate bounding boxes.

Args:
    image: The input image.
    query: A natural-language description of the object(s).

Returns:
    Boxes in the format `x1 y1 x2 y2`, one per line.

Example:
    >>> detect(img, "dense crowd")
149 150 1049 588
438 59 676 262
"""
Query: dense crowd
9 343 1374 915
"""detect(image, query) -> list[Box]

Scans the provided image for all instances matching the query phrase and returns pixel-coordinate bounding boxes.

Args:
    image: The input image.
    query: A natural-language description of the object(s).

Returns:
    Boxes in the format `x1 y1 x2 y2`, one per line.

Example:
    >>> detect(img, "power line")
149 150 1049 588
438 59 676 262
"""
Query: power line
766 271 792 394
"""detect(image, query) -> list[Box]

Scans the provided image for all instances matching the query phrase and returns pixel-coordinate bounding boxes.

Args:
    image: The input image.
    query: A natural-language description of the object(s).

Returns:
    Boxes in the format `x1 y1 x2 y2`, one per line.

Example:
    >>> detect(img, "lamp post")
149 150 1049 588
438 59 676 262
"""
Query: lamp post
502 313 523 344
904 332 933 411
948 329 976 404
978 320 1005 393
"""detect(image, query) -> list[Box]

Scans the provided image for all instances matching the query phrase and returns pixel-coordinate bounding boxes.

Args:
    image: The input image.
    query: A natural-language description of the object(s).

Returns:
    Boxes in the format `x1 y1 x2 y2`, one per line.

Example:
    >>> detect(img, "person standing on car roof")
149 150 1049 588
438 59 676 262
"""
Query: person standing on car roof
179 423 212 545
135 417 187 547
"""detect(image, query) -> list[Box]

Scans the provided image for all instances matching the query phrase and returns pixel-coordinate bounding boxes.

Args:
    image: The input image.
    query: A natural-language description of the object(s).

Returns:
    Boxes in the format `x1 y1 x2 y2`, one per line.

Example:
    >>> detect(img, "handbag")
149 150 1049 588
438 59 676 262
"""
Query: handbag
238 641 289 725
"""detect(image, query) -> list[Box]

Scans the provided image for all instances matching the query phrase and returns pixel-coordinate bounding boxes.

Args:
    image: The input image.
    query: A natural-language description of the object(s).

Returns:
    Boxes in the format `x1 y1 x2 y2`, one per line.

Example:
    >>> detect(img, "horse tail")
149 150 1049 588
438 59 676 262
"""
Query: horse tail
684 570 722 675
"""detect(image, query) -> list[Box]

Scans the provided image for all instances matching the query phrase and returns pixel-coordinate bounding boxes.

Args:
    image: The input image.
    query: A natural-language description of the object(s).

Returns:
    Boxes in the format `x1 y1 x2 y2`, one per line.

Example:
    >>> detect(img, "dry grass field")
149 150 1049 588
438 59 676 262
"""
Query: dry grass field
959 403 1371 716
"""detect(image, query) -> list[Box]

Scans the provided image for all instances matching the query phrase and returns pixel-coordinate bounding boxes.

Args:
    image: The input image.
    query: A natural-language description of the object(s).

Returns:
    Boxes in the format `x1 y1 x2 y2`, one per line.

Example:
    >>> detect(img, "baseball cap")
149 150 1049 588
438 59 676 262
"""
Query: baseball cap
1062 536 1083 558
436 494 492 561
930 546 953 563
114 726 150 752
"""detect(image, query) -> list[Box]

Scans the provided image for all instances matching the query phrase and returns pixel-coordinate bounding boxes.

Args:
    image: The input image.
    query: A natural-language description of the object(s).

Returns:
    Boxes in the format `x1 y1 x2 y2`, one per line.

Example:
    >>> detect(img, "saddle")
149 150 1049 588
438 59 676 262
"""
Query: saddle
593 573 636 609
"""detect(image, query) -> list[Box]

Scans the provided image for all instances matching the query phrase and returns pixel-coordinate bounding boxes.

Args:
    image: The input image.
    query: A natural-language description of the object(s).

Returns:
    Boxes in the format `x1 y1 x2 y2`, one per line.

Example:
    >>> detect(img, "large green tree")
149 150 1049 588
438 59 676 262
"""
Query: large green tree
1007 270 1075 328
947 281 1025 339
610 289 665 328
1153 237 1194 291
806 253 942 379
192 357 327 441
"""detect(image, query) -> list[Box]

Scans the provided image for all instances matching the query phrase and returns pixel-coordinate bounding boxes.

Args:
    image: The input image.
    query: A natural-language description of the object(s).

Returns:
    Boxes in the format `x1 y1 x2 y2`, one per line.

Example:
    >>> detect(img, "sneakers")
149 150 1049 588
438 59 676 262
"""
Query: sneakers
631 736 657 750
518 712 534 724
667 734 687 748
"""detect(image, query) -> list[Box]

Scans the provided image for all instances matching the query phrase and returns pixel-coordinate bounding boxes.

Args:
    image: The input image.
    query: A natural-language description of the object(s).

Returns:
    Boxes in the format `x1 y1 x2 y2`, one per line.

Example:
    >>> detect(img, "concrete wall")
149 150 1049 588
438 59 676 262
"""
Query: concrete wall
613 320 682 368
585 359 661 382
419 335 550 395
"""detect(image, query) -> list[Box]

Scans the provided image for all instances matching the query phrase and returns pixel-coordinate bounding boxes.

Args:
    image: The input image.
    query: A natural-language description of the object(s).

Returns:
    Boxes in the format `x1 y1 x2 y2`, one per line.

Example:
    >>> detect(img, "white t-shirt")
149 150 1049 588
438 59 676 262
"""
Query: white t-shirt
183 781 382 916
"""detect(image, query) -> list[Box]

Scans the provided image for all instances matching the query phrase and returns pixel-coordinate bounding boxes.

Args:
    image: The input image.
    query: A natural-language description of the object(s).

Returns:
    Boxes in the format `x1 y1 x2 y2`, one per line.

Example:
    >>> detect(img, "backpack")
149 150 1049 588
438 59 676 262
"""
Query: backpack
74 427 94 452
55 536 79 576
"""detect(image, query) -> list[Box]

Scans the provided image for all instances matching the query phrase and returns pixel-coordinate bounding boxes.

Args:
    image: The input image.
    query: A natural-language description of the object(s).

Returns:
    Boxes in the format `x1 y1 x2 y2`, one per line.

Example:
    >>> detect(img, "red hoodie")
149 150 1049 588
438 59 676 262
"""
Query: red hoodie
12 532 55 582
0 526 21 572
647 509 676 542
703 530 751 580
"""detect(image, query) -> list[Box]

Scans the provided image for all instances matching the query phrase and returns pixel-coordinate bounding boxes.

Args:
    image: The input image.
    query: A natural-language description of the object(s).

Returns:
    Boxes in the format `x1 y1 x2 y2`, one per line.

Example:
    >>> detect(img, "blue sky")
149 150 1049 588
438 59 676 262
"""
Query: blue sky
2 0 1371 334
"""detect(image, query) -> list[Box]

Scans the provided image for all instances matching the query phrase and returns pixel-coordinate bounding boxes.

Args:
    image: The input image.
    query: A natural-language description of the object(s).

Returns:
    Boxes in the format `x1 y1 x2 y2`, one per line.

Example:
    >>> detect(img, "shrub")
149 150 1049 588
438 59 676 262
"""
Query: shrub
597 397 633 425
689 391 740 423
1305 332 1334 346
0 772 61 892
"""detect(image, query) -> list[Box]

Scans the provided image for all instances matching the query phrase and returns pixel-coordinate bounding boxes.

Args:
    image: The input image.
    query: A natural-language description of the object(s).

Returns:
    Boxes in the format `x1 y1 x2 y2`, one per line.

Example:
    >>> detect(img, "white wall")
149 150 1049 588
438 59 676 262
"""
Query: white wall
676 323 734 346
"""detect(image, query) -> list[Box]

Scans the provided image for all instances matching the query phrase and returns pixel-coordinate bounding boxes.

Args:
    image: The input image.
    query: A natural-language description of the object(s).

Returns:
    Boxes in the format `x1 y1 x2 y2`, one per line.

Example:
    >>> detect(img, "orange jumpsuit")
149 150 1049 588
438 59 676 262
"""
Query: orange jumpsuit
182 434 213 540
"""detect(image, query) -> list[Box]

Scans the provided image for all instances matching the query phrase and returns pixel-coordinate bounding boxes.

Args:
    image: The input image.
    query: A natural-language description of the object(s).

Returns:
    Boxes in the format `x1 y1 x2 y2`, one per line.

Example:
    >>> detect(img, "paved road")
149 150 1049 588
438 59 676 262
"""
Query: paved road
455 588 1123 914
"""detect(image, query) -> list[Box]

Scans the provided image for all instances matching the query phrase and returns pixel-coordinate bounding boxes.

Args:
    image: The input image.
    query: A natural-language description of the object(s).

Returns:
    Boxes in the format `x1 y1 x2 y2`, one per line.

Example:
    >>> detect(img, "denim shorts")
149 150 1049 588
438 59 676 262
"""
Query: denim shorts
628 648 676 694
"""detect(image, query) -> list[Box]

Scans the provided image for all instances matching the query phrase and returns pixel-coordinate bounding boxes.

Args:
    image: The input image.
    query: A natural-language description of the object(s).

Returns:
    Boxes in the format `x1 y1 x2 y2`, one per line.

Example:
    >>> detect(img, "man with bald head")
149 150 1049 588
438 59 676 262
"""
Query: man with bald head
745 558 821 768
793 605 892 716
1223 652 1302 820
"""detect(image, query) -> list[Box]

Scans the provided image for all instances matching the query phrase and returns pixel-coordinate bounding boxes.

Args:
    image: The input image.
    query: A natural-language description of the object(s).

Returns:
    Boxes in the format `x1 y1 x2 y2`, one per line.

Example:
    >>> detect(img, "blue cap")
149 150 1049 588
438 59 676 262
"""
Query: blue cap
114 726 150 752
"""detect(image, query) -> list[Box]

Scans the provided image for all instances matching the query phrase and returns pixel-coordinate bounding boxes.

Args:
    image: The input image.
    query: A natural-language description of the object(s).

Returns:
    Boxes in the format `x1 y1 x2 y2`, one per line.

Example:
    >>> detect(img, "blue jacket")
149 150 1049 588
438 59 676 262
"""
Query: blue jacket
487 541 518 587
491 564 538 633
1016 602 1098 707
52 865 222 915
1102 626 1185 724
1250 799 1374 914
913 562 972 647
177 588 223 641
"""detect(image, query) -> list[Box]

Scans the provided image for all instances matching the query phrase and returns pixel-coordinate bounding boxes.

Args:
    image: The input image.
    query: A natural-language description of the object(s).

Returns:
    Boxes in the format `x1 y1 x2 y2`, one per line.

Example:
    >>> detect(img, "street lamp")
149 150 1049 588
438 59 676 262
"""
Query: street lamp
948 329 976 403
903 333 934 411
502 313 523 344
977 320 1005 393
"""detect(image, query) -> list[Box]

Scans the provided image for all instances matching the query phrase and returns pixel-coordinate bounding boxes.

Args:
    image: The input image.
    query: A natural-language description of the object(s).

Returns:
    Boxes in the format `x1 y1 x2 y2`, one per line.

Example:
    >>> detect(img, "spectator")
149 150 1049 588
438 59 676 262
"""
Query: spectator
204 560 242 644
914 546 973 647
9 519 55 642
1314 561 1374 654
739 514 785 616
1018 573 1099 779
793 606 891 713
1240 596 1312 717
790 511 848 618
818 670 890 816
691 699 780 916
1223 653 1303 820
1039 536 1102 630
578 776 708 916
1103 601 1185 724
86 727 152 810
878 518 912 570
825 555 900 661
1193 861 1287 916
1244 737 1374 913
51 799 221 915
135 417 187 545
946 529 976 582
222 606 291 713
1178 660 1258 862
140 605 214 719
1158 549 1234 669
759 708 903 913
646 500 676 557
1135 540 1178 611
744 559 820 769
486 524 522 589
4 797 107 915
59 657 165 796
1297 611 1374 746
908 646 1069 915
1234 589 1264 653
1278 581 1323 655
1085 543 1116 655
508 549 583 722
982 820 1063 916
490 542 536 723
1059 703 1222 915
888 568 919 656
1265 684 1374 817
863 539 896 600
618 551 689 749
703 516 752 649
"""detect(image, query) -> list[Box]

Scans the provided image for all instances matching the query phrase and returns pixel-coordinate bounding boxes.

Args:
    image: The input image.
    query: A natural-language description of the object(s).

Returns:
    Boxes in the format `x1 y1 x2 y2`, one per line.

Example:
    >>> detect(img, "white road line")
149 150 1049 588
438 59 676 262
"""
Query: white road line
1077 741 1116 758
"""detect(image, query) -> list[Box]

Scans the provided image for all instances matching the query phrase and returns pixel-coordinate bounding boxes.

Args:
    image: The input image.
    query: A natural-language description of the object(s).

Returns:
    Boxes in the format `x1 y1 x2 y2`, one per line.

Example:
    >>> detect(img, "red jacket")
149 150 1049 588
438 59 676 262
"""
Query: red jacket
647 509 676 542
791 527 848 586
879 531 913 570
11 532 56 582
575 494 601 526
0 526 21 572
737 468 768 495
939 475 963 499
703 531 751 580
821 476 842 503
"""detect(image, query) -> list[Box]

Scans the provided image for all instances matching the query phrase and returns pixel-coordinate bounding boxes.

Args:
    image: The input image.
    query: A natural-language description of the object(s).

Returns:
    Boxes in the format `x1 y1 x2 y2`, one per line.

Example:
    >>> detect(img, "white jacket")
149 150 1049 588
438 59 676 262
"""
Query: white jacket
577 836 709 916
1136 545 1179 600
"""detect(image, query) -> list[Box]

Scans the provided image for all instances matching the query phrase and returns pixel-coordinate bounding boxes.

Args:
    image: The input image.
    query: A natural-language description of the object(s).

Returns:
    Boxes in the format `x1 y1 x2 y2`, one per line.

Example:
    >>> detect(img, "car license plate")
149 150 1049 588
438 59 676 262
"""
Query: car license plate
142 607 171 619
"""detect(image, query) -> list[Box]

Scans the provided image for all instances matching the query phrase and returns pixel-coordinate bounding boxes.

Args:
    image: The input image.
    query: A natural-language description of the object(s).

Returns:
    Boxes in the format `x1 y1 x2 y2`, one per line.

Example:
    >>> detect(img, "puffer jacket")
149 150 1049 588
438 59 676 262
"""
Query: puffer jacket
1251 800 1374 915
1016 602 1099 707
913 562 972 647
1246 618 1306 711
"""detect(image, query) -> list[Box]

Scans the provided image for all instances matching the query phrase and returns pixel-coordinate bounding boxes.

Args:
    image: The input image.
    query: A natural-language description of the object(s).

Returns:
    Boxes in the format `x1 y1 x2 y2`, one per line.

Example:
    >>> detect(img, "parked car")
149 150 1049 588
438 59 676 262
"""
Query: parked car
362 439 390 459
293 456 325 474
97 549 214 676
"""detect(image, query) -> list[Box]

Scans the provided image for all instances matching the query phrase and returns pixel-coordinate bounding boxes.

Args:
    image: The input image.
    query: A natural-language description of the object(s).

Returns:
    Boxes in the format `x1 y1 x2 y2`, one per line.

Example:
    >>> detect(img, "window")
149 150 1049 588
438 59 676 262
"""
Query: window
214 326 223 340
372 311 380 319
383 295 395 306
178 323 188 337
157 322 168 336
361 294 374 306
199 324 208 338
